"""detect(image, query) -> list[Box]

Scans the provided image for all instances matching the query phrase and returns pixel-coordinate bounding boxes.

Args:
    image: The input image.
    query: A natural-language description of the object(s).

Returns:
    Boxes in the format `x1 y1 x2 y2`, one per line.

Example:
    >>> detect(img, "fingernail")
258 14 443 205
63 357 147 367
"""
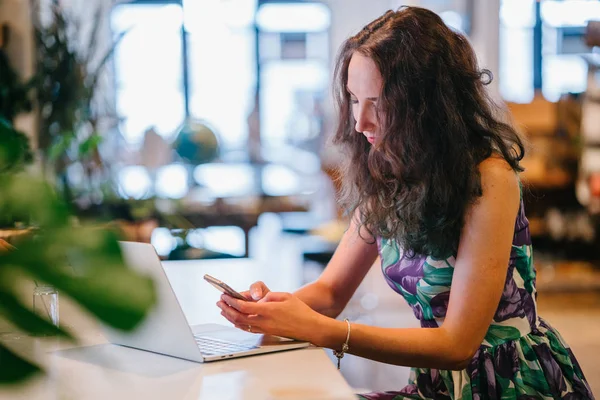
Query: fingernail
251 289 261 301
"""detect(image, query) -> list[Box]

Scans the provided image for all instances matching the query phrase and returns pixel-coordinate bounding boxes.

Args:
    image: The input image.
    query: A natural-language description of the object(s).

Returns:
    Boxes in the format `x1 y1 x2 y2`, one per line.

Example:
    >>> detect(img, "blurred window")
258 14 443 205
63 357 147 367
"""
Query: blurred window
499 0 536 103
111 3 185 147
256 1 331 153
111 0 256 151
500 0 600 103
540 0 600 100
184 0 257 151
416 0 473 35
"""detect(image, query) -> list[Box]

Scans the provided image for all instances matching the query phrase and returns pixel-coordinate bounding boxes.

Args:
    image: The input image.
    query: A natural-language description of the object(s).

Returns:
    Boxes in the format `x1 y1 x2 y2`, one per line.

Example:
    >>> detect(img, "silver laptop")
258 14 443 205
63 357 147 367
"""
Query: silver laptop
100 241 309 363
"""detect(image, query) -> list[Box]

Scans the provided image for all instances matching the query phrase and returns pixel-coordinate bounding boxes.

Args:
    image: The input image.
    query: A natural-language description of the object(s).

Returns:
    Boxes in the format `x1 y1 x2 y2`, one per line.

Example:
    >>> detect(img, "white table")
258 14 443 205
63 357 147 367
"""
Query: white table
0 259 356 400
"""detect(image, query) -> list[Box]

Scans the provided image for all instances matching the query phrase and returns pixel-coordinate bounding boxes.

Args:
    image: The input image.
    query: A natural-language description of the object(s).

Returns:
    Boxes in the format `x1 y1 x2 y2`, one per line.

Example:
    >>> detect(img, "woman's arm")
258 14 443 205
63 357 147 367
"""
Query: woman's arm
293 210 379 318
312 158 521 370
220 158 520 370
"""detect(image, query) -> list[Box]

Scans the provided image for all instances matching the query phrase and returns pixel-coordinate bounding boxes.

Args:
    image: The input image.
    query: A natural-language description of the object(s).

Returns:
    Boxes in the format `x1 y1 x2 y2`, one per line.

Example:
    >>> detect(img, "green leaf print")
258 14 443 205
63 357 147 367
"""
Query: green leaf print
522 372 553 397
516 357 553 397
545 329 569 354
403 292 418 306
391 281 416 303
416 284 448 298
484 325 522 347
415 290 434 320
512 245 535 294
500 385 516 400
494 375 519 400
519 340 533 362
543 332 575 376
414 283 449 321
422 262 453 286
381 238 400 269
514 376 550 399
461 382 472 399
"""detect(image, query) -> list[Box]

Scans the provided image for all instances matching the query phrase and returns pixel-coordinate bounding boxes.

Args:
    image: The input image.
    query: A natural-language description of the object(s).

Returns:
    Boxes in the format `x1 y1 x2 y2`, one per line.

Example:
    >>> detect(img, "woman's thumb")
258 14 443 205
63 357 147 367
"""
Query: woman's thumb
250 281 269 300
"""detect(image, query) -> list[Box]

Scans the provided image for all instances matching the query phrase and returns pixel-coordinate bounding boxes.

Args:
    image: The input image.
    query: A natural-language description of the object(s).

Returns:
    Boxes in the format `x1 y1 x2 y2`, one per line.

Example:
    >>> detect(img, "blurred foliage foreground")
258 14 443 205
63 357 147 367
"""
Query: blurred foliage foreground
0 119 156 384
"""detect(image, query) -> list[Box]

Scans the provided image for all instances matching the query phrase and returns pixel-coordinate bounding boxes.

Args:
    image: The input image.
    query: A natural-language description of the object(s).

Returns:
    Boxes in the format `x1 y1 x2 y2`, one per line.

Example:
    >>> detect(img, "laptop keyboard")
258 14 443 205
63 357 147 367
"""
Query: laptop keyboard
194 335 259 356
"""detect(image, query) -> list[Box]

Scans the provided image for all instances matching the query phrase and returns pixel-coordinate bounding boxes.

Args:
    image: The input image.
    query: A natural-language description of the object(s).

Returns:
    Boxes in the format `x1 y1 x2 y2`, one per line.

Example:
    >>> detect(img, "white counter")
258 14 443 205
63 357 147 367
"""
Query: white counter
0 259 356 400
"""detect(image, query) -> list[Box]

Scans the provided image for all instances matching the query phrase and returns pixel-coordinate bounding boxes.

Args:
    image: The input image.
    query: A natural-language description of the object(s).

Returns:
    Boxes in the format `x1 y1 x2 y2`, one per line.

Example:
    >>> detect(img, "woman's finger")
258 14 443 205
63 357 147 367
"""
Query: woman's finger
238 290 254 301
249 281 271 301
260 291 291 303
234 324 264 334
218 302 253 326
221 294 264 315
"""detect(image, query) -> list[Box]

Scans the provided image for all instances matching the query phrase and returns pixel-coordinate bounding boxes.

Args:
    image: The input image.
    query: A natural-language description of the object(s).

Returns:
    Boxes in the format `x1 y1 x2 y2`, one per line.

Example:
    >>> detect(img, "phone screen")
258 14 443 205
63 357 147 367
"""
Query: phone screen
203 274 247 301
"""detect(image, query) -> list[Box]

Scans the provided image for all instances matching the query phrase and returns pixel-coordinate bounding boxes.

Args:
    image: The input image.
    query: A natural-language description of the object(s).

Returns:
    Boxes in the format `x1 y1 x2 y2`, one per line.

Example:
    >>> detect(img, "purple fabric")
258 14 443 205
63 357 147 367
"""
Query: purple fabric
384 255 427 295
363 199 595 400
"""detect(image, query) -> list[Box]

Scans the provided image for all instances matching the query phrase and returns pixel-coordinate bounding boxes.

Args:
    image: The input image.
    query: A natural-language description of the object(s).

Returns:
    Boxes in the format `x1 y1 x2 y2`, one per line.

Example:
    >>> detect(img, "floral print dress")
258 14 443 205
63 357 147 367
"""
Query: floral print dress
359 197 595 399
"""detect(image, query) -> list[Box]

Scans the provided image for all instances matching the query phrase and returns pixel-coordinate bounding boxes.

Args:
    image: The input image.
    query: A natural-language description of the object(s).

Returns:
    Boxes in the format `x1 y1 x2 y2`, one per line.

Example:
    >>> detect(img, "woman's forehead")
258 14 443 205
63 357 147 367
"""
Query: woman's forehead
347 53 383 96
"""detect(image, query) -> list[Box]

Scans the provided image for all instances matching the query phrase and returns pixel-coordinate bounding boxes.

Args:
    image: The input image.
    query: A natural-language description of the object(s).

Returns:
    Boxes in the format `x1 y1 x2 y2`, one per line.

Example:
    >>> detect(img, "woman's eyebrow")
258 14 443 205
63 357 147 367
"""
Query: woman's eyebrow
346 87 378 101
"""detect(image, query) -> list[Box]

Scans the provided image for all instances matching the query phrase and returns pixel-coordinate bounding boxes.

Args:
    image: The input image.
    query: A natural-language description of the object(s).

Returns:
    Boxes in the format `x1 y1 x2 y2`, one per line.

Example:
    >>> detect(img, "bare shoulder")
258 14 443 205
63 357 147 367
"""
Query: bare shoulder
477 156 520 204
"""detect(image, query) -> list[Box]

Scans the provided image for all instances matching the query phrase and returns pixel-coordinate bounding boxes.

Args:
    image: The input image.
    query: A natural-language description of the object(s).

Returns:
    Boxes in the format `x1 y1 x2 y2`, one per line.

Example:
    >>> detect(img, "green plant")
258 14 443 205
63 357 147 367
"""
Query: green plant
0 118 34 228
31 1 124 183
0 121 156 384
0 118 33 176
0 24 35 123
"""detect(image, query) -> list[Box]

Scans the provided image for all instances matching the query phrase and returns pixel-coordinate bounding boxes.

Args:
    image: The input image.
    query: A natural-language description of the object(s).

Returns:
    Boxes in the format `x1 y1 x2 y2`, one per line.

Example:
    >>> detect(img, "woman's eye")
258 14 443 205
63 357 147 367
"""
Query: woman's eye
350 98 358 104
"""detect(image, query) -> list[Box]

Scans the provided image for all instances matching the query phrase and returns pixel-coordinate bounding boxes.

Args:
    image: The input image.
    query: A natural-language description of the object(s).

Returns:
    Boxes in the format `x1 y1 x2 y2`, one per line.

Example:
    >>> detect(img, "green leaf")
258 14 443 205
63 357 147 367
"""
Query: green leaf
0 343 41 384
499 384 516 400
56 270 156 331
380 238 400 269
78 133 103 158
422 262 453 286
484 325 522 347
0 119 33 174
461 381 473 399
415 283 447 298
0 290 73 339
520 340 538 362
48 134 74 162
415 290 434 320
2 230 156 331
0 175 71 227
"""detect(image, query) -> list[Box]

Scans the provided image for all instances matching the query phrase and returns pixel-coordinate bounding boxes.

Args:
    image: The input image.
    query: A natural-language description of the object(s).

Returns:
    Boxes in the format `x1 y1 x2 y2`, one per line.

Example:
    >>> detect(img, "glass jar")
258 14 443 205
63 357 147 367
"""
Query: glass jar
33 285 59 328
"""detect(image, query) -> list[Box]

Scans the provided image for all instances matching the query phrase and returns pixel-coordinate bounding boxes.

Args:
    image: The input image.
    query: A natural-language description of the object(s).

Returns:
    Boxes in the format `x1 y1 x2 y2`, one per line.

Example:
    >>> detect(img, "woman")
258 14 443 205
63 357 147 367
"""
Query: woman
217 7 594 399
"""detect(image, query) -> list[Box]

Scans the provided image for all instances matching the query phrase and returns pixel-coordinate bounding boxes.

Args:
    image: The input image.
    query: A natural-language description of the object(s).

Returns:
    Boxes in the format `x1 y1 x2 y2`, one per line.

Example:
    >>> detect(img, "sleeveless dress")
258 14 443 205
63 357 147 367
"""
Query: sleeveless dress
358 196 595 399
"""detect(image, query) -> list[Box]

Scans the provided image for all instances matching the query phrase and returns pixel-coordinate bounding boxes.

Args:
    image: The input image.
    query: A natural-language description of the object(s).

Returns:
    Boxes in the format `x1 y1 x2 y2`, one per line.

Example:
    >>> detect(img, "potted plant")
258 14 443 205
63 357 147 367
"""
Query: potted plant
0 109 156 385
30 0 124 197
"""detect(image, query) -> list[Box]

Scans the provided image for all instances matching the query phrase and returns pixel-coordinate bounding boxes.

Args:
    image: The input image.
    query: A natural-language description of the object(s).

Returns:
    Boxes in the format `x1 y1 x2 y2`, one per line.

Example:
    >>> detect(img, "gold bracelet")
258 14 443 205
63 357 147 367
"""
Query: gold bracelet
332 318 351 370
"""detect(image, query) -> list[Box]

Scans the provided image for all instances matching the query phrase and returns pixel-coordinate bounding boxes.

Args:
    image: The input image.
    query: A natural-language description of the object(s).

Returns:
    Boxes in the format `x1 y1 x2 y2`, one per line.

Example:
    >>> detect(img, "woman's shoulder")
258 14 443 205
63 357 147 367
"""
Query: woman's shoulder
477 155 520 200
478 155 517 179
478 154 514 171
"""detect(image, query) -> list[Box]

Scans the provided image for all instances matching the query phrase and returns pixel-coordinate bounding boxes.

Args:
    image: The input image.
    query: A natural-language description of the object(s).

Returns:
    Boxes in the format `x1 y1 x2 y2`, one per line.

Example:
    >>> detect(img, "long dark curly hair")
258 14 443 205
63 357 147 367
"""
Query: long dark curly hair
332 6 524 259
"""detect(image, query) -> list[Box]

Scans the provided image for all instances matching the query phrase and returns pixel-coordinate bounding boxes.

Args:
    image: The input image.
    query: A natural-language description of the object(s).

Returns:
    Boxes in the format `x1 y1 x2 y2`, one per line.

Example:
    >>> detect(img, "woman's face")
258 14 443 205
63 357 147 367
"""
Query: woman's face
347 52 383 144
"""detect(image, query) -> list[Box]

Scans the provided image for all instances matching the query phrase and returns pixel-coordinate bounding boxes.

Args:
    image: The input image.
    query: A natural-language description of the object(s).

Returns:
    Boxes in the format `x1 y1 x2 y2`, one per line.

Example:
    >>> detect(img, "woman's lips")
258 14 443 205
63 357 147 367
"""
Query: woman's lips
367 136 375 144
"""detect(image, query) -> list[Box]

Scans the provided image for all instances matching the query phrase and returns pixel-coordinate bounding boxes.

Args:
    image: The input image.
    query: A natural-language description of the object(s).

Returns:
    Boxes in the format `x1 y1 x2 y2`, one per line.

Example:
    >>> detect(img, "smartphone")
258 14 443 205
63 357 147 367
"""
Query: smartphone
203 274 248 301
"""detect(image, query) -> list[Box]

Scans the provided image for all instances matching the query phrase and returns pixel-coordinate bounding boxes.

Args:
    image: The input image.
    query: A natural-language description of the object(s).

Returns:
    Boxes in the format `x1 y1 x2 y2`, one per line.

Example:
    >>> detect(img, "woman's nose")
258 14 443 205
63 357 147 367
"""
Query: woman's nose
354 106 375 133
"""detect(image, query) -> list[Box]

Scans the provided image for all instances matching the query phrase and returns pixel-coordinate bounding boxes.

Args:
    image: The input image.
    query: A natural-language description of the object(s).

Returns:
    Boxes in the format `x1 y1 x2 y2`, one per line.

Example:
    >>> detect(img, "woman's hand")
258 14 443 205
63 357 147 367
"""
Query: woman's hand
238 281 271 301
217 291 326 344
